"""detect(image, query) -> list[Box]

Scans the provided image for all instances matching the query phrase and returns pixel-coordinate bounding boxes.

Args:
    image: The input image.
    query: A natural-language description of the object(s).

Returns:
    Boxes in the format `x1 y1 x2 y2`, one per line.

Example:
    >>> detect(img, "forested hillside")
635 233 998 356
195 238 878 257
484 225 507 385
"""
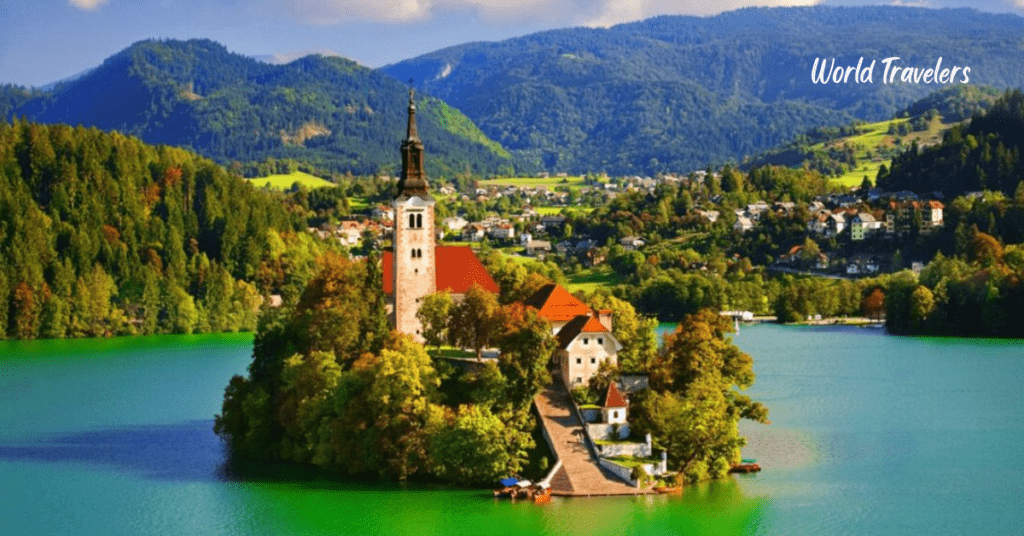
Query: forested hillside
1 39 513 178
879 90 1024 197
383 6 1024 175
0 120 330 340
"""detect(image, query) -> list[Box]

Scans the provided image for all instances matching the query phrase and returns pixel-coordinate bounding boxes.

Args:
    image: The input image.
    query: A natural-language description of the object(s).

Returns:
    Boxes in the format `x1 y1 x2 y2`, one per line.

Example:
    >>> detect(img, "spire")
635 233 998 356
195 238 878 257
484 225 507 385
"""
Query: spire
406 89 419 142
395 88 431 200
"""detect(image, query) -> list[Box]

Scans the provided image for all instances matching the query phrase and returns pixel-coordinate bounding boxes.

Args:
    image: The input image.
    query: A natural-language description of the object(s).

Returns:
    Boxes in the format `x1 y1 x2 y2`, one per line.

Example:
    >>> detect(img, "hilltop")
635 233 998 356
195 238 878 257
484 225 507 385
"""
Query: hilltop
0 39 513 178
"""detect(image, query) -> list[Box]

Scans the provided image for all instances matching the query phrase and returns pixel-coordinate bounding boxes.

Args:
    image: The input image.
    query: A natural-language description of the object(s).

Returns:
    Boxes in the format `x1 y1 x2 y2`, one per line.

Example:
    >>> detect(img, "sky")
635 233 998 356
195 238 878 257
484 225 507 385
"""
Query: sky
2 0 1023 87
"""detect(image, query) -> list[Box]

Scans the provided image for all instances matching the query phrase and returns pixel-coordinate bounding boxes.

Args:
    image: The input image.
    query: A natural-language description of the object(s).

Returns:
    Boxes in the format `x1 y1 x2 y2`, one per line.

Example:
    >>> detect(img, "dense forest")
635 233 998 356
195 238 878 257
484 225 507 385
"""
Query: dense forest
0 39 513 178
879 90 1024 197
384 6 1024 175
0 120 332 340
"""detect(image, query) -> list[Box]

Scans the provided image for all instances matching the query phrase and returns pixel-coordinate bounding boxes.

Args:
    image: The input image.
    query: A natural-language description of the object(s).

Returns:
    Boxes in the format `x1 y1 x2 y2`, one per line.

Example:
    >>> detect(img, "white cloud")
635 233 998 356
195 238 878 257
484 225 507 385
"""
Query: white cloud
579 0 823 28
285 0 821 26
1012 0 1024 9
69 0 110 11
889 0 930 7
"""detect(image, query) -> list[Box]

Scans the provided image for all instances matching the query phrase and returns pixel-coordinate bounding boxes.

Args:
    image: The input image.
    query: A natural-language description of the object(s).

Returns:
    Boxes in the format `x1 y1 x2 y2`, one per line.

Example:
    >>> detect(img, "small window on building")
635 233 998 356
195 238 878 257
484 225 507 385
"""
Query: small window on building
576 358 582 365
612 410 618 419
575 377 582 384
416 214 423 228
411 249 416 258
598 337 604 345
409 214 415 228
583 338 589 345
415 268 419 274
590 358 596 364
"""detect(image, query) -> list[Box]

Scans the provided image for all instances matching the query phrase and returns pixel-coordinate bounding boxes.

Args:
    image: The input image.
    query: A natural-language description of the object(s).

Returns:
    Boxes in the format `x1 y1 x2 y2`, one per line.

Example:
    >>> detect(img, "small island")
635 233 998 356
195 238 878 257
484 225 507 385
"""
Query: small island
214 94 769 492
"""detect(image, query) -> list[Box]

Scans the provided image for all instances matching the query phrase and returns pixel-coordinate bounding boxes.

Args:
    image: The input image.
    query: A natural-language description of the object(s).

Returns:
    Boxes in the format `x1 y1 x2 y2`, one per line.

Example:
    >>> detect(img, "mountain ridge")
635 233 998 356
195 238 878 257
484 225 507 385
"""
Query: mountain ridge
382 5 1024 175
1 39 514 178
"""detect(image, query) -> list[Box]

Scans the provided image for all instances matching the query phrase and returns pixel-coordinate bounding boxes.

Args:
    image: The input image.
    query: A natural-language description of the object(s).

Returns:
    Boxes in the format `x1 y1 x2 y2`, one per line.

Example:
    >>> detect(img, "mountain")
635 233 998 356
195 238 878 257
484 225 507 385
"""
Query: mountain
1 39 513 178
382 6 1024 176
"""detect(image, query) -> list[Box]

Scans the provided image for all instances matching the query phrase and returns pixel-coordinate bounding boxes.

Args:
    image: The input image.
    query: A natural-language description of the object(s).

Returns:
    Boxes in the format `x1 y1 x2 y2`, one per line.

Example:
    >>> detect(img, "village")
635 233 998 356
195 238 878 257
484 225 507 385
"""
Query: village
305 170 947 279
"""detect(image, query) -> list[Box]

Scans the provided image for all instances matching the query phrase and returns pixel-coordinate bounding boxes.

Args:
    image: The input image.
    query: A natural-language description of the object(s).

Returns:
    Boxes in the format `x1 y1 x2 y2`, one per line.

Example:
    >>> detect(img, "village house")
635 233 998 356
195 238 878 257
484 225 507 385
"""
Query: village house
554 314 621 388
461 223 485 242
525 240 552 258
371 205 395 221
849 213 882 241
488 223 517 241
734 216 755 233
337 220 365 246
442 216 468 233
619 236 645 250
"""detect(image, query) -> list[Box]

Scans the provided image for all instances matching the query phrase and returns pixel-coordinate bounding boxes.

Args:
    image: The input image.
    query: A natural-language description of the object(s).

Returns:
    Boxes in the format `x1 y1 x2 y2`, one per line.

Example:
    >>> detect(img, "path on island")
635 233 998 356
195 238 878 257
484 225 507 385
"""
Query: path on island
534 382 652 497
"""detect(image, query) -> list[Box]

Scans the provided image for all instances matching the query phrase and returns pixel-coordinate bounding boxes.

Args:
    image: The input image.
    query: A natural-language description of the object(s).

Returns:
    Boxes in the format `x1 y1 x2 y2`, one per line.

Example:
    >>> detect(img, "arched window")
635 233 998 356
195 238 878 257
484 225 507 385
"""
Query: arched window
416 213 423 228
411 249 416 258
409 213 415 228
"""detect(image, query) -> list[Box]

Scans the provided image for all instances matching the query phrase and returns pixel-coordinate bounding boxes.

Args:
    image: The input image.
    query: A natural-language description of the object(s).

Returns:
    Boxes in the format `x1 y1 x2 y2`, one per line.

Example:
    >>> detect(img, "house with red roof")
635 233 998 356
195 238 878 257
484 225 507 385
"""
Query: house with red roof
524 283 611 334
601 381 628 426
552 311 622 389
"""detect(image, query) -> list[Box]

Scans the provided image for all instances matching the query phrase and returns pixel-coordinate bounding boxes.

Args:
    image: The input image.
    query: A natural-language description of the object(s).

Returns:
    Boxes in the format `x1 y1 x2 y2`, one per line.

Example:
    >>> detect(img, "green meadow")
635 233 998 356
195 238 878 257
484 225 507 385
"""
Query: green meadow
245 171 336 190
820 115 952 188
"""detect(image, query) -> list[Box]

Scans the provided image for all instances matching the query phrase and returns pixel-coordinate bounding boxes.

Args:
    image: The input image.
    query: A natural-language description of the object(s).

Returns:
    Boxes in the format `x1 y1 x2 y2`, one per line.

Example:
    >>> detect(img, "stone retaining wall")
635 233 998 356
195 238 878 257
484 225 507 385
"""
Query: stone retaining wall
599 459 639 487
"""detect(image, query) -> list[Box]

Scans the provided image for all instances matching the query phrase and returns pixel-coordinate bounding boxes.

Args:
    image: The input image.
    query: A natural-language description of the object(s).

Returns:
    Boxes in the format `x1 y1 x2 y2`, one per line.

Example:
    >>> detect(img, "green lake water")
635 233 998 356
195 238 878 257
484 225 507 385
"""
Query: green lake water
1 325 1022 535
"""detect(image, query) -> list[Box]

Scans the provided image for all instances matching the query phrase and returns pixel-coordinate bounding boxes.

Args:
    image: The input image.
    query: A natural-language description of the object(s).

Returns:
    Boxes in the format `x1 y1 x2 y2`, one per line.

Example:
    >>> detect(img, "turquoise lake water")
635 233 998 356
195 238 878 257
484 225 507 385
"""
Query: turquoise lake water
1 325 1021 535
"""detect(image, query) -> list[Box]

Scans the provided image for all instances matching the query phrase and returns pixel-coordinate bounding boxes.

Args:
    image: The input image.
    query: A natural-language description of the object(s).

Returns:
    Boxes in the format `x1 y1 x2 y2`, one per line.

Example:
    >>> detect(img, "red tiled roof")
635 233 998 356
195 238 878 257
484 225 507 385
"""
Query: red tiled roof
601 382 627 408
555 314 609 349
381 246 499 296
524 284 593 322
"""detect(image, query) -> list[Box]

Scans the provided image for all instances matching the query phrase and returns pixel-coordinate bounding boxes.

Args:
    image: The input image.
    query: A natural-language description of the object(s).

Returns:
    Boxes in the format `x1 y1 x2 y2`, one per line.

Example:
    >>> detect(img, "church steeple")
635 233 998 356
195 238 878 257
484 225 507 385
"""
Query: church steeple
395 89 431 200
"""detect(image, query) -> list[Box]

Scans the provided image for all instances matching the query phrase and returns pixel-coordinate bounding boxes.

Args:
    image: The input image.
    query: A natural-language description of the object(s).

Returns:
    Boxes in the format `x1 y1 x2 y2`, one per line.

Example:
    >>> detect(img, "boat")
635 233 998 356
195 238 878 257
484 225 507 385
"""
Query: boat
653 485 682 494
493 486 515 498
532 483 552 504
729 463 762 473
494 477 520 498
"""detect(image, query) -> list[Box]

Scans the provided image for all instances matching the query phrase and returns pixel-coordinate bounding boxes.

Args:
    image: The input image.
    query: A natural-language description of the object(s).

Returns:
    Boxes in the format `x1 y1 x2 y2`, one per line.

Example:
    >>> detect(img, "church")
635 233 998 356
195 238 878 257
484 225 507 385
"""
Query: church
382 91 499 342
382 92 620 390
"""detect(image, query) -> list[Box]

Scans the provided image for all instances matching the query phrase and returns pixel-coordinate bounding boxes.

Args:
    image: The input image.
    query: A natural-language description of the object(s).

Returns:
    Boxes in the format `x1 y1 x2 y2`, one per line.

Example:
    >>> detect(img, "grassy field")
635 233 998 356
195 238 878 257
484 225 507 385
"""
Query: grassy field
565 266 621 294
479 176 586 189
536 206 596 216
820 116 952 188
245 170 336 190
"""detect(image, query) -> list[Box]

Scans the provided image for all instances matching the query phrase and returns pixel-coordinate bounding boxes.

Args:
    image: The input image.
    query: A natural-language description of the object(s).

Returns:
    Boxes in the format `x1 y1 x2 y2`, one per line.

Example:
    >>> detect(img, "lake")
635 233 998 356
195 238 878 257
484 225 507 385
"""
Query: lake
1 325 1021 535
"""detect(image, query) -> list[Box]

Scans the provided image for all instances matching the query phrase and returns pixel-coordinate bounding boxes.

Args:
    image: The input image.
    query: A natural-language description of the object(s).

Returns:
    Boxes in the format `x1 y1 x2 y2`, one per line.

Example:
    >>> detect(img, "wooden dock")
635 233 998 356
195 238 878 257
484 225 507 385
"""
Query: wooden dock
533 382 652 497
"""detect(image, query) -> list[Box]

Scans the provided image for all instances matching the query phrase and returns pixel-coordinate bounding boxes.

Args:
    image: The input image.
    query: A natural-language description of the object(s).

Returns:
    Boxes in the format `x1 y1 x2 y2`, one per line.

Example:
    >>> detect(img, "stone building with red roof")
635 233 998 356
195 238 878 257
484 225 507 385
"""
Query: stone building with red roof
385 91 498 342
524 283 621 388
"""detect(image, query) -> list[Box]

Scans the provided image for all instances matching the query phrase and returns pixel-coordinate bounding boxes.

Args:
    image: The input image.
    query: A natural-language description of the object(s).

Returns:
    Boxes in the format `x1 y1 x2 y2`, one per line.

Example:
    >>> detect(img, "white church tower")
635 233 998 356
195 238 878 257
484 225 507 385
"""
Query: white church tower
391 89 436 341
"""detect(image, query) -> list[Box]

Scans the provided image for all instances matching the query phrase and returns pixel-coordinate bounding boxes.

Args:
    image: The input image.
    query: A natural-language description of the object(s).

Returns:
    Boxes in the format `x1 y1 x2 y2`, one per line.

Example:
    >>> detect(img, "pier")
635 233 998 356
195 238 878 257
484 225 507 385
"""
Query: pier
533 382 652 497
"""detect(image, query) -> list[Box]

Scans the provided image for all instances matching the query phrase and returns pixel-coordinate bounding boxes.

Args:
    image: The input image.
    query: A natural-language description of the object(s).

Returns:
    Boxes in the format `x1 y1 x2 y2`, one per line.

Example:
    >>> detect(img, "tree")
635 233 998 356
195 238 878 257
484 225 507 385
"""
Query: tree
277 350 342 463
427 404 532 485
861 287 886 320
417 291 453 354
584 290 658 373
497 303 555 409
909 285 936 332
634 382 743 482
449 284 502 360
